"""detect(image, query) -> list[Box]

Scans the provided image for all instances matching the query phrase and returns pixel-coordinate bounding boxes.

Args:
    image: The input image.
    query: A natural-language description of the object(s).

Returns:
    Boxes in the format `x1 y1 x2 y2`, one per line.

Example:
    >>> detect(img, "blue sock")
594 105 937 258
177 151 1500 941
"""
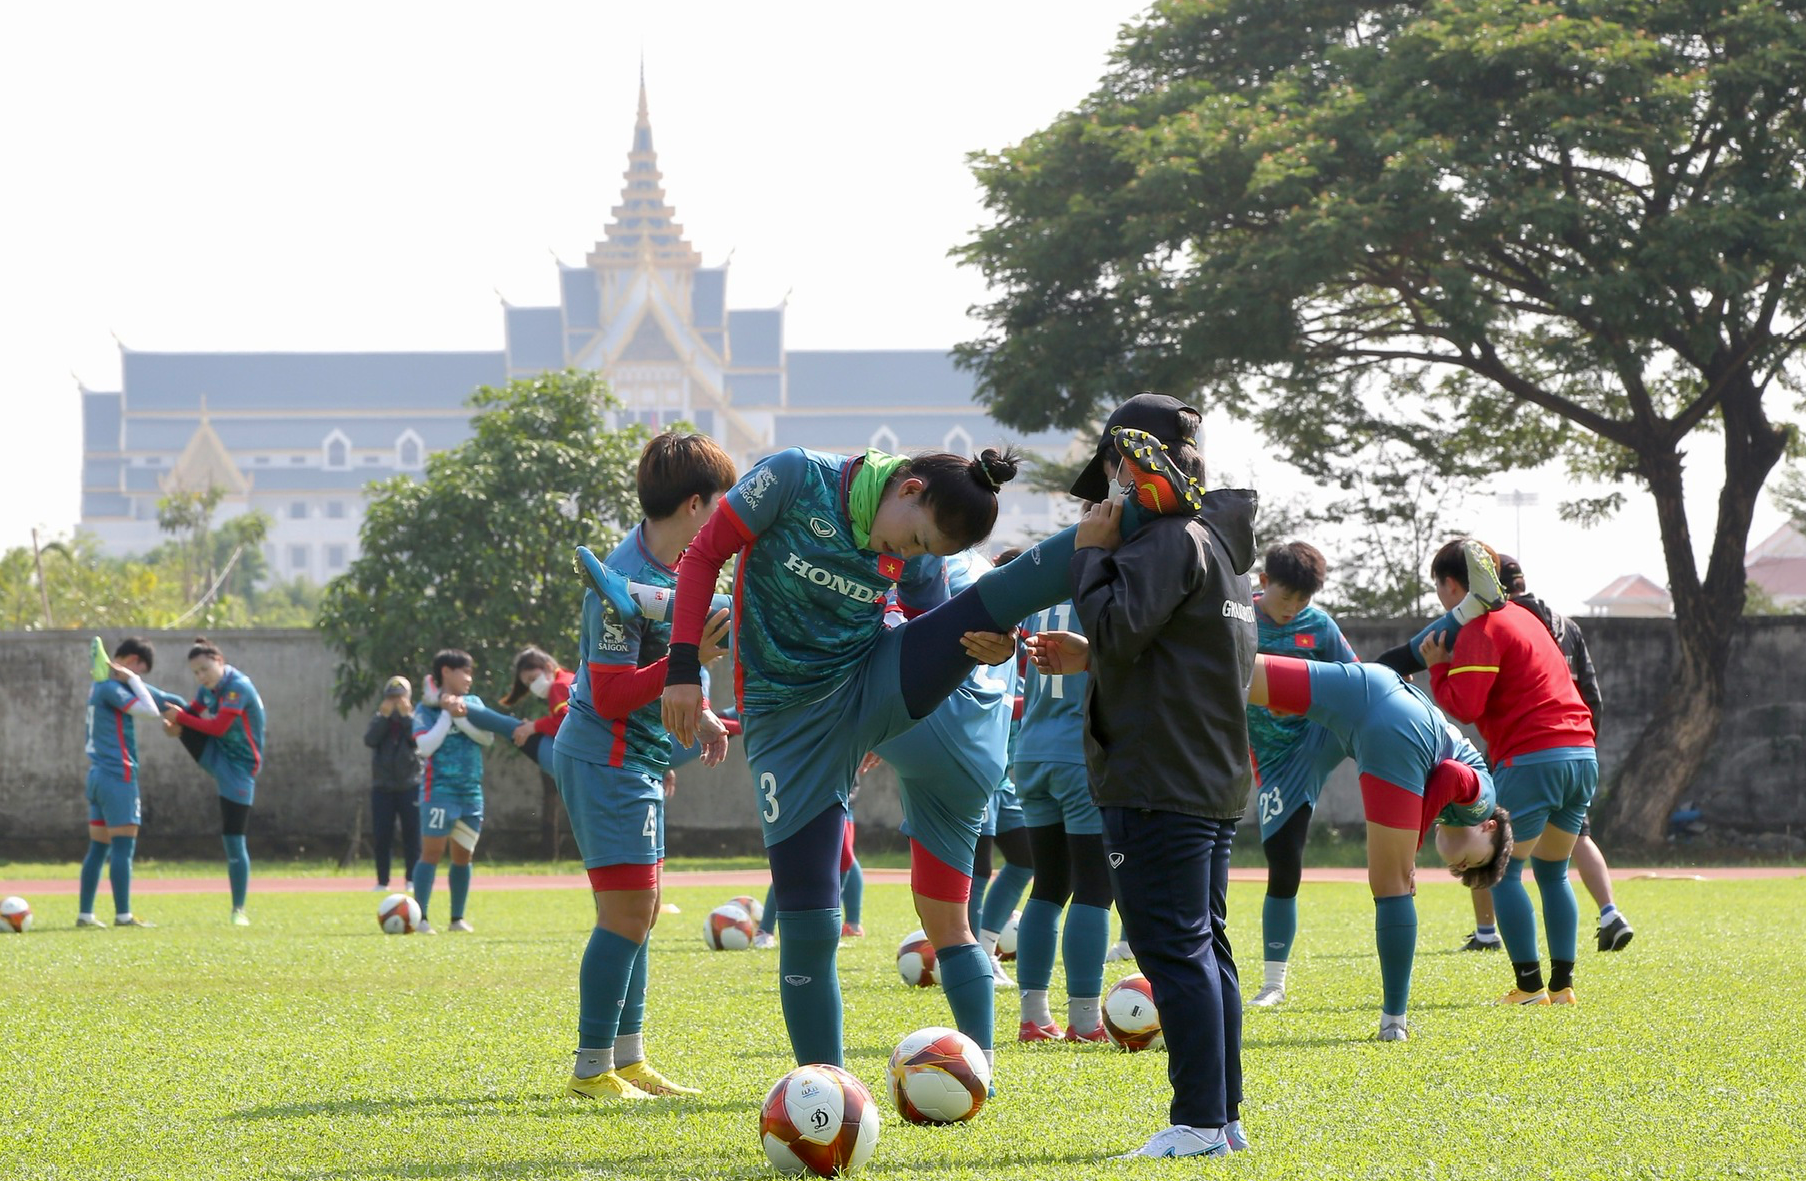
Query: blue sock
413 861 438 919
1062 903 1112 999
618 936 650 1036
1262 893 1298 963
967 878 986 935
777 908 844 1066
223 834 250 909
758 885 778 936
108 835 136 917
981 862 1033 935
1490 858 1540 963
839 861 864 928
975 525 1078 626
579 926 642 1046
79 840 109 914
448 863 472 920
1409 607 1468 661
1532 857 1579 962
1016 898 1061 992
1598 902 1619 922
1476 922 1498 940
1373 894 1417 1016
936 942 995 1051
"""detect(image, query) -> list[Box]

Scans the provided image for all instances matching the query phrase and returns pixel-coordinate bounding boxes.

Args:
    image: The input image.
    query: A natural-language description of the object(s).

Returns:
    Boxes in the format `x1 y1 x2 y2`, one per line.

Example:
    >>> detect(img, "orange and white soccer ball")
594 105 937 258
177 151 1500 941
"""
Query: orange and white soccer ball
1103 973 1164 1051
704 902 758 950
995 909 1021 961
0 896 32 933
378 892 421 935
728 893 765 926
760 1063 880 1176
896 929 938 987
887 1026 990 1125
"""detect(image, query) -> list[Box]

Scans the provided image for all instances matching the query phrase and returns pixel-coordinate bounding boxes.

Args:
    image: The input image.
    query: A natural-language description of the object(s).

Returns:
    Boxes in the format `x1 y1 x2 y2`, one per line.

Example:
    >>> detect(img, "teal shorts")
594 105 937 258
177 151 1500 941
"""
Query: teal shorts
553 750 665 867
1013 761 1100 835
1494 748 1597 844
85 769 141 828
420 793 484 839
1252 724 1349 842
986 779 1026 837
879 711 993 874
199 742 256 806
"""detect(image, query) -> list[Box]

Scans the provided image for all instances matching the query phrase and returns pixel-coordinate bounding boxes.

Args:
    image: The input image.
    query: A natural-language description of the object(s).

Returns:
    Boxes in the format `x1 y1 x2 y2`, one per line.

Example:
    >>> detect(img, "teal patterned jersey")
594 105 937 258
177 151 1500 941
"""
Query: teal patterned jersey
560 524 677 775
720 448 908 713
414 694 494 801
1247 601 1357 764
195 666 266 777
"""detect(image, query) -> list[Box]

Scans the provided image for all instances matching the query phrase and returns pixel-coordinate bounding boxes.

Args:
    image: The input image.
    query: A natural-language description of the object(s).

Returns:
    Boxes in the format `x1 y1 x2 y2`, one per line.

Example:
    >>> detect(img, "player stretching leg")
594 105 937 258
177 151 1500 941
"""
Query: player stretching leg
1245 542 1359 1008
633 443 1084 1070
163 637 265 926
556 432 737 1100
498 646 575 774
80 637 186 928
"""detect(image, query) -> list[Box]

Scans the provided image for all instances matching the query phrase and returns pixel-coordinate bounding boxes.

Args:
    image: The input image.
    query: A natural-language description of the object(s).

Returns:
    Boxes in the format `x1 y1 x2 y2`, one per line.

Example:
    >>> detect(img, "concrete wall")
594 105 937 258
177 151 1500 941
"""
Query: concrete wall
1 617 1801 861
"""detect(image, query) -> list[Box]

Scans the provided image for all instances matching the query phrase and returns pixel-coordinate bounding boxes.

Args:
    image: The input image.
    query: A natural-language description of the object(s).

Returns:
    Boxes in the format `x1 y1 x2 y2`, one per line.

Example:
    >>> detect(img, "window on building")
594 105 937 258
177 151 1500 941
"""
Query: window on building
253 456 271 465
326 501 346 520
326 544 347 571
871 426 899 453
289 545 309 571
396 431 424 470
289 501 307 520
364 455 381 465
323 430 351 470
290 455 307 465
944 425 974 455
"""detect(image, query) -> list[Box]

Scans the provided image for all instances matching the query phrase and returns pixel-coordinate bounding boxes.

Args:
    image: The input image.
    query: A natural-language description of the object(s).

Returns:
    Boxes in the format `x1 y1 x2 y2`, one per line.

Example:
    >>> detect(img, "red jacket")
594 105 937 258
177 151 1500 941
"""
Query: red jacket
532 669 576 737
1429 602 1594 763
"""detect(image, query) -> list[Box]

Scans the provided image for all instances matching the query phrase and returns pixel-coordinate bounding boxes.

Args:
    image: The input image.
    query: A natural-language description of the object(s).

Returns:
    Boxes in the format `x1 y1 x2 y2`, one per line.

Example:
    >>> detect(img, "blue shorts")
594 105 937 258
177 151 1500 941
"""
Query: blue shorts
1495 748 1597 844
553 750 665 867
1013 761 1101 835
85 770 141 828
876 709 993 875
741 626 915 849
986 779 1026 837
1252 724 1348 842
199 742 257 806
1300 662 1433 791
420 793 485 839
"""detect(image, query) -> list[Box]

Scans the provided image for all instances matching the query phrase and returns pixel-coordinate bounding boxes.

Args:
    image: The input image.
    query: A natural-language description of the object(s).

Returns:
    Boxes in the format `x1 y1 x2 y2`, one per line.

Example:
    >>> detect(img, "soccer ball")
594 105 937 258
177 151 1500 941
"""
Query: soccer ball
1103 973 1164 1051
728 893 765 925
760 1063 880 1176
995 909 1021 961
0 896 31 933
704 902 757 951
896 929 938 988
887 1026 990 1125
377 892 421 935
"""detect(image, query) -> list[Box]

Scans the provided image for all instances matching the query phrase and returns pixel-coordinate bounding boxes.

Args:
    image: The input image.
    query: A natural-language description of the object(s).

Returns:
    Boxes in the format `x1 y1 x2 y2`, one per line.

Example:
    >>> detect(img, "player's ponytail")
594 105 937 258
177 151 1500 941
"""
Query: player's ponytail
188 636 224 662
900 446 1021 552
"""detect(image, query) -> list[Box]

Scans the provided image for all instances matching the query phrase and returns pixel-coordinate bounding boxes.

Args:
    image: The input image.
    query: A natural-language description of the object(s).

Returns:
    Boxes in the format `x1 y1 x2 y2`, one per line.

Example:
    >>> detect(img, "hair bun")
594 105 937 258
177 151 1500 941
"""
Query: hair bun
971 447 1021 492
193 635 209 645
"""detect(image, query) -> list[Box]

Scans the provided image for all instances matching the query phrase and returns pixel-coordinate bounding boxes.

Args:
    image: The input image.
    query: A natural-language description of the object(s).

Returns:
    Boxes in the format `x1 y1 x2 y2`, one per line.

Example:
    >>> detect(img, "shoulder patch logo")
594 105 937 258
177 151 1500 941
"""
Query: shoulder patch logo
225 692 241 703
808 516 837 539
740 466 778 510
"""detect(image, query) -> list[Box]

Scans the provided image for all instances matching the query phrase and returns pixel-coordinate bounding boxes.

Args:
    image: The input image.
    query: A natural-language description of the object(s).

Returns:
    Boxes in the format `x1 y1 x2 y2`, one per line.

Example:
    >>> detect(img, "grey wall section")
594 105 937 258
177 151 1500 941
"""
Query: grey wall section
1 617 1801 860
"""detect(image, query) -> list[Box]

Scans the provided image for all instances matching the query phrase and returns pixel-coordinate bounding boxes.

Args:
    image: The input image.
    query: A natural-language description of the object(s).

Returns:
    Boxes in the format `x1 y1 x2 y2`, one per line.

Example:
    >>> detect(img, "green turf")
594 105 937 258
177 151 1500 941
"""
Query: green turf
4 878 1802 1179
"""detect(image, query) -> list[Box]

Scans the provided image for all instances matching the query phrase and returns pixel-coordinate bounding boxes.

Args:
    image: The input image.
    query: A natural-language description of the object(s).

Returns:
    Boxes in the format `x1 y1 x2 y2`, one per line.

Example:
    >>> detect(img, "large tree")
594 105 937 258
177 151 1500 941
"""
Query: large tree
317 370 645 715
957 0 1806 844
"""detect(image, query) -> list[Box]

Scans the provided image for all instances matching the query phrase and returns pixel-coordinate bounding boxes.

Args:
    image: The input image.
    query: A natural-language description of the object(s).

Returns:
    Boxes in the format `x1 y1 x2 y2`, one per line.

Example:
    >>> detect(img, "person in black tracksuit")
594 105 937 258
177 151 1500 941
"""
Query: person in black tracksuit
364 675 423 891
1031 393 1258 1160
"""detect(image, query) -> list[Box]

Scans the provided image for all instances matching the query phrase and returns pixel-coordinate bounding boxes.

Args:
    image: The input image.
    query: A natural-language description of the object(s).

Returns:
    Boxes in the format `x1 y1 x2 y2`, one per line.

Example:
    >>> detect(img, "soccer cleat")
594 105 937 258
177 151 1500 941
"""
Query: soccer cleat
1463 539 1507 610
1225 1119 1249 1153
421 674 440 705
1597 913 1634 952
76 915 108 929
448 918 476 933
565 1071 654 1101
1248 984 1286 1008
1113 1124 1231 1160
113 915 156 929
751 931 776 949
90 636 113 682
1497 988 1550 1005
1104 939 1135 963
1377 1025 1409 1042
576 546 640 621
230 909 251 927
417 920 439 935
1460 931 1503 951
1017 1020 1062 1043
1111 427 1204 515
1063 1023 1109 1044
989 955 1017 989
615 1060 700 1096
841 921 865 938
1548 987 1578 1005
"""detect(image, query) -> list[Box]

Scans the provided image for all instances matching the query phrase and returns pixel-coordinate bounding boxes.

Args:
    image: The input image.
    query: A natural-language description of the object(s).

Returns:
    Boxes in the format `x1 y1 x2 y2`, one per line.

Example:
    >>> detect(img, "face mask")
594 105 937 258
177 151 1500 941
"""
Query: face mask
526 673 551 700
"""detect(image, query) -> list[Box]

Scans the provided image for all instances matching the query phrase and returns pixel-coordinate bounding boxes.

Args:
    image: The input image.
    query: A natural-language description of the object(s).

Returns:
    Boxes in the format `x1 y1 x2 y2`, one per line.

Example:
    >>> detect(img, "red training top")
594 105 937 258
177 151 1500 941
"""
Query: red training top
1429 602 1595 762
532 668 576 737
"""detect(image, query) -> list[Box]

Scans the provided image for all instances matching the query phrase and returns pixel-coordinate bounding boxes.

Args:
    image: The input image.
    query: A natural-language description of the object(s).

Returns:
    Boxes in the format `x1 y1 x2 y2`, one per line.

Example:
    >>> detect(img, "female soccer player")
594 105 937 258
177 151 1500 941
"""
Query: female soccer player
499 646 574 773
162 637 265 926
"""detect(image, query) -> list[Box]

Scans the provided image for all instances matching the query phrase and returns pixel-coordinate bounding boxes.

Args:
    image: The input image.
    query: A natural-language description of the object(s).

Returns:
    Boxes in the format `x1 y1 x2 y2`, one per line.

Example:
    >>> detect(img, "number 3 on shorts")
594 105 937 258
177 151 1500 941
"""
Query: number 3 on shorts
428 807 447 830
760 771 780 822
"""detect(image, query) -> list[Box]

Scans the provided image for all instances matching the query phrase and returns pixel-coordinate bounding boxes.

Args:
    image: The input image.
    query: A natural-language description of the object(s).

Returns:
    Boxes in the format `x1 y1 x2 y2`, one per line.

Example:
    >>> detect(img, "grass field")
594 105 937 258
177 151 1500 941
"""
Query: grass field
5 876 1803 1180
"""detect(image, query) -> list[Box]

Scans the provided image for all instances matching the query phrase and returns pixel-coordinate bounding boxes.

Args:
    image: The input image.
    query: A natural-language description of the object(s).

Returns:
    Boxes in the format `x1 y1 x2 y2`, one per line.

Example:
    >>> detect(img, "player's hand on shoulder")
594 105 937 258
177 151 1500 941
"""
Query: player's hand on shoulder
960 630 1016 666
1026 630 1090 675
1075 499 1124 553
444 695 469 717
1419 633 1453 667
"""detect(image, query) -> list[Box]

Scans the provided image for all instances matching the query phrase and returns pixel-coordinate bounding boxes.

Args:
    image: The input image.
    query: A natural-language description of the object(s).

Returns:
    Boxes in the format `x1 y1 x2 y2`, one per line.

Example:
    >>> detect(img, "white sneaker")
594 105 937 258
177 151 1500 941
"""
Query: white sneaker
990 955 1016 989
230 909 251 927
1248 984 1286 1008
751 931 777 949
1104 939 1135 963
1377 1019 1409 1042
371 883 392 893
1225 1119 1248 1152
449 918 475 933
417 920 439 935
1113 1125 1230 1159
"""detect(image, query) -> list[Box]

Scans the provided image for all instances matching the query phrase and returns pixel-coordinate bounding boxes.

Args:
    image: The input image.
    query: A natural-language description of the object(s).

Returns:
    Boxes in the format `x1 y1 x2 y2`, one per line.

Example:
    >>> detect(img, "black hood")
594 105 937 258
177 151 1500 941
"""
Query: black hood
1196 488 1259 575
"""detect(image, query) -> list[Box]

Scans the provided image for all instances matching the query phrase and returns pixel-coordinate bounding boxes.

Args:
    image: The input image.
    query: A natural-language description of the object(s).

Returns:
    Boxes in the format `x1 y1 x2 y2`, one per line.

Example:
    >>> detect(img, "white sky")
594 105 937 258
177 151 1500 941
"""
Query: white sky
0 1 1785 618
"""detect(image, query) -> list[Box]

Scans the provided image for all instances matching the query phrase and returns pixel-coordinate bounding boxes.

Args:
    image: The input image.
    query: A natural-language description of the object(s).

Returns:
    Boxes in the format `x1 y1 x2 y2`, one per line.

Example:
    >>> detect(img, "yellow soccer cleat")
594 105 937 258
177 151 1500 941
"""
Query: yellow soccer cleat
90 636 112 683
615 1060 700 1096
1548 987 1578 1005
565 1071 654 1100
1497 988 1550 1005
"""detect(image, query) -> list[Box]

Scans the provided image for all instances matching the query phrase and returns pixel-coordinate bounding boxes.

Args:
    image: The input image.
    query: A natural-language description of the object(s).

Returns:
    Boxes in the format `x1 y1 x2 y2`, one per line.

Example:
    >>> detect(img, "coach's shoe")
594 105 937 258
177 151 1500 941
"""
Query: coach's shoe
1496 988 1550 1005
1463 539 1507 610
90 636 113 682
751 931 777 950
615 1060 700 1097
1248 984 1286 1007
565 1071 653 1101
1017 1020 1062 1043
576 546 640 621
1104 939 1135 963
449 918 476 933
372 882 393 893
1063 1023 1109 1044
1597 913 1634 952
989 955 1017 989
76 914 108 929
1225 1119 1249 1153
1548 987 1579 1005
1113 1124 1230 1160
1460 931 1503 951
113 915 155 928
416 920 439 935
1377 1017 1409 1042
230 908 251 927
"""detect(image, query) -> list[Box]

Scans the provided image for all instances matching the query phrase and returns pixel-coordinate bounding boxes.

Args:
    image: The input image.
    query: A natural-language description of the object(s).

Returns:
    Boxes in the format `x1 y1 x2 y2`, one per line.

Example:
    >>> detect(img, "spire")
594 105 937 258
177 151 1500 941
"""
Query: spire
589 71 700 272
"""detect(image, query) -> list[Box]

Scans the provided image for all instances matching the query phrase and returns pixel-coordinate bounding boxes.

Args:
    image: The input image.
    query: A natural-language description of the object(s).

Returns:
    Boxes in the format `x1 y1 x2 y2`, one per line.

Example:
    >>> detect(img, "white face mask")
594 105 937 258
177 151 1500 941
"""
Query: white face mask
525 673 551 700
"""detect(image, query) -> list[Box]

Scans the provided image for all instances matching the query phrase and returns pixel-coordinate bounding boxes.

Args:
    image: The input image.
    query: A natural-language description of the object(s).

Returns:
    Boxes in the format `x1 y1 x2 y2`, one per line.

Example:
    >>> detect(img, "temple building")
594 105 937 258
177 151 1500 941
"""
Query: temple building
79 79 1072 581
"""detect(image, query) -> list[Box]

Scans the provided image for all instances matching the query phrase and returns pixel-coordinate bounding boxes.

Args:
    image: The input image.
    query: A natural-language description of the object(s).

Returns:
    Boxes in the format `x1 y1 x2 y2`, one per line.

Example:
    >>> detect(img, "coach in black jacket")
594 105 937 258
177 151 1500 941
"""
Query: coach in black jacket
1038 393 1258 1159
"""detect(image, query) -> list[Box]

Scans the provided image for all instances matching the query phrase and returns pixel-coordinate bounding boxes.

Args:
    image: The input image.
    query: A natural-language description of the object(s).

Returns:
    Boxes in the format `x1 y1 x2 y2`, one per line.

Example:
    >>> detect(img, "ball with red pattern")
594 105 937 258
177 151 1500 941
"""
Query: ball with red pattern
759 1063 881 1176
377 892 421 935
728 893 765 925
887 1026 990 1125
1 896 32 934
995 909 1021 962
703 902 758 951
1103 973 1165 1051
895 929 938 988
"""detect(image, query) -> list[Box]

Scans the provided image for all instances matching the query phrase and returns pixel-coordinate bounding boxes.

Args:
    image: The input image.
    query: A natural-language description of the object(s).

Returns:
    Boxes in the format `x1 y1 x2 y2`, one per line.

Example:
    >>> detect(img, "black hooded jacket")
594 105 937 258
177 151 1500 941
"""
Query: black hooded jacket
1070 489 1259 820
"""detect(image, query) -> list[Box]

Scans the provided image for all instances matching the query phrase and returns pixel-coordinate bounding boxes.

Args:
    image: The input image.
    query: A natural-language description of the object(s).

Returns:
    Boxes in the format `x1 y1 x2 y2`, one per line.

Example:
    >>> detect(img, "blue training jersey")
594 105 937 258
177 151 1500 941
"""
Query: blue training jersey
85 678 182 783
1247 601 1357 763
722 448 942 713
1314 671 1493 828
414 693 495 800
193 666 265 776
1016 600 1088 767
